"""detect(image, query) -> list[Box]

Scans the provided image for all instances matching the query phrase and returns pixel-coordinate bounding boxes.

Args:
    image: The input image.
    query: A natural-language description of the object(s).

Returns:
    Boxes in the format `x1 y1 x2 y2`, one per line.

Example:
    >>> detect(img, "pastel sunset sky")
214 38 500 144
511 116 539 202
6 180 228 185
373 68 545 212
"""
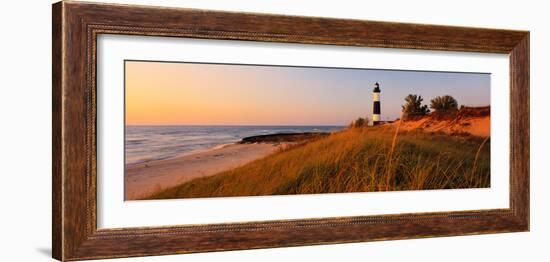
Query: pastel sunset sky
125 60 490 126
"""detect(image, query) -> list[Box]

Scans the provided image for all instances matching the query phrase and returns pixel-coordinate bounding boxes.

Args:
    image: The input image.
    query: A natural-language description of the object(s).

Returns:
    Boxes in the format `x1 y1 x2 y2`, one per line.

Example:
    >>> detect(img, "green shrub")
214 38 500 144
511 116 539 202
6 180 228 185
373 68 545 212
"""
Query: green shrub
430 95 458 112
402 94 430 119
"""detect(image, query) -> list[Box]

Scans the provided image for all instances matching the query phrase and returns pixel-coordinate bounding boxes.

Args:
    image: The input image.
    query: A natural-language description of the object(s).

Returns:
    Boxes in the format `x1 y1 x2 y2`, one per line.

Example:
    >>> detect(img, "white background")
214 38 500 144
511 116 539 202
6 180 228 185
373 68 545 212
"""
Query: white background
98 35 509 228
0 0 547 261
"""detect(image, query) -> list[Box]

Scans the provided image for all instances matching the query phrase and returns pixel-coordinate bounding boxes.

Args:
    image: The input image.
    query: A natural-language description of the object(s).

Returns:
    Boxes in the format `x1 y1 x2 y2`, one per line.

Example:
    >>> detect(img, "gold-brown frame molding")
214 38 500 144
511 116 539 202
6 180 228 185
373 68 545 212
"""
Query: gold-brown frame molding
52 1 529 261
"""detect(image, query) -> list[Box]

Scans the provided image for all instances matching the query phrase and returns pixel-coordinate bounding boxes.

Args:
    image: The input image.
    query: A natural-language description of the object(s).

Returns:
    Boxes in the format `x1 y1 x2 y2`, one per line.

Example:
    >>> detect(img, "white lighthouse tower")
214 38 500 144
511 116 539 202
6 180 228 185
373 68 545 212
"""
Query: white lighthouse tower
372 82 381 125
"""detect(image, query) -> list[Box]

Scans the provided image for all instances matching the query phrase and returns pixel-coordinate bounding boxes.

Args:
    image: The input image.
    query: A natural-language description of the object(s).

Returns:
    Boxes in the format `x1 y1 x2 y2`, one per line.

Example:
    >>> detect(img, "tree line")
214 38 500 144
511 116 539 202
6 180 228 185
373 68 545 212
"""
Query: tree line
402 94 458 119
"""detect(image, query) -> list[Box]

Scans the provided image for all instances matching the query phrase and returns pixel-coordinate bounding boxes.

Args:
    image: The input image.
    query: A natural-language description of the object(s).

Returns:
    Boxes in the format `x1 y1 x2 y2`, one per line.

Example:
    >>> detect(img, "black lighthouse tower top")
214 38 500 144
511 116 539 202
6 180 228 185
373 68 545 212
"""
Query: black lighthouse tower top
373 82 381 93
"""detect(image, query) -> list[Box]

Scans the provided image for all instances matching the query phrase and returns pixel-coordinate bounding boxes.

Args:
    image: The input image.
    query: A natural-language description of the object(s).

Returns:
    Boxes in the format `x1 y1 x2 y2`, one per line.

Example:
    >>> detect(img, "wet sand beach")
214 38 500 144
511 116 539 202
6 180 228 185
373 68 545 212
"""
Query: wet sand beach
125 142 287 200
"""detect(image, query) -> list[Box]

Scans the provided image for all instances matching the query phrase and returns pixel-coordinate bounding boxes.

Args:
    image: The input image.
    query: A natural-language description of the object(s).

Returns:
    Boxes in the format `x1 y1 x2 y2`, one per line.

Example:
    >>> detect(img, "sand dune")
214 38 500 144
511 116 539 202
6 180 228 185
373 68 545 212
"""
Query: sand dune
125 143 286 200
396 107 490 137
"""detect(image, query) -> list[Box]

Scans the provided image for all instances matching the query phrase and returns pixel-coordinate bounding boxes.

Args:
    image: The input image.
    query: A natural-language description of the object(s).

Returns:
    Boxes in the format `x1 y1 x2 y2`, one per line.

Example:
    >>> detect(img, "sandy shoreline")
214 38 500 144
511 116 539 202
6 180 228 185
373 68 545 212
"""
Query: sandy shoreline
125 142 287 200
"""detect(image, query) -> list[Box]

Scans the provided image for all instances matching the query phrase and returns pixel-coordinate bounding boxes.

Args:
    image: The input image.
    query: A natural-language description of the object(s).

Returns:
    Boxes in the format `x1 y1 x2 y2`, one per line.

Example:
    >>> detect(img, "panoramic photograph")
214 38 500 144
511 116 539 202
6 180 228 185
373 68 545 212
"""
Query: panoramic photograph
124 60 491 201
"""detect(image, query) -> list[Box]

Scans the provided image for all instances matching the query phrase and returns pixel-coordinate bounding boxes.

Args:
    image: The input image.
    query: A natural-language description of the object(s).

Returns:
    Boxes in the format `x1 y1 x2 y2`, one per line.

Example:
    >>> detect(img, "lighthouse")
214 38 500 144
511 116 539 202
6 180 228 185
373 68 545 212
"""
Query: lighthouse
372 82 381 125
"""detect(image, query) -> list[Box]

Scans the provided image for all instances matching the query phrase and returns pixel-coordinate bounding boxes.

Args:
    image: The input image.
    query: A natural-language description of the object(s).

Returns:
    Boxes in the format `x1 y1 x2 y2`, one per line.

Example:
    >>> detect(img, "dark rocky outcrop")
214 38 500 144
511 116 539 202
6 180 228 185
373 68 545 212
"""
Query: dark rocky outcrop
240 132 329 144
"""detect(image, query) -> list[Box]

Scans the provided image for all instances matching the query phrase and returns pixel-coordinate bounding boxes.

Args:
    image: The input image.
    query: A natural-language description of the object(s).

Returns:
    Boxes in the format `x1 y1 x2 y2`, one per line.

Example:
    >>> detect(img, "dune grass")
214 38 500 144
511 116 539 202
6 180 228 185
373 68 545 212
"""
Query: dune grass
149 125 490 200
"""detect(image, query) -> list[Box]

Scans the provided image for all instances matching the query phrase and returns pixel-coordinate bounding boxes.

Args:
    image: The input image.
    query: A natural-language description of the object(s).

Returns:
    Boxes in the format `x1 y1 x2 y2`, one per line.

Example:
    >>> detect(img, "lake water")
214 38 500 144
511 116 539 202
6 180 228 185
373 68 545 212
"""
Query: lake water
125 125 344 164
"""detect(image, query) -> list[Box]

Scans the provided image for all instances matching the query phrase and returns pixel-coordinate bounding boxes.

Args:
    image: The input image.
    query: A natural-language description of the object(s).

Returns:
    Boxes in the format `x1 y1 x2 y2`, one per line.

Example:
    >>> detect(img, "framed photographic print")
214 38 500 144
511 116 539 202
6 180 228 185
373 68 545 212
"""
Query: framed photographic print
52 1 529 261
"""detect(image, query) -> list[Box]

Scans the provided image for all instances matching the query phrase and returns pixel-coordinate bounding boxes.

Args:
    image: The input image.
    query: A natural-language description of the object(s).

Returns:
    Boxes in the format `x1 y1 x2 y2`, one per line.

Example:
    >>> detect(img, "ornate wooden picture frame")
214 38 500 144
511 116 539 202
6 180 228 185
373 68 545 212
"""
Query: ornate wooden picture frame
52 1 529 261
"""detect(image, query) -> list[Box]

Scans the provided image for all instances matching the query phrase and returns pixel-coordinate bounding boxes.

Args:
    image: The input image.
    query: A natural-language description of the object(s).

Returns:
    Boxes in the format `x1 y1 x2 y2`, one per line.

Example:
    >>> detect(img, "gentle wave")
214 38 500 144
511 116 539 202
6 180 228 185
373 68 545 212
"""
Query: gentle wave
125 125 344 165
